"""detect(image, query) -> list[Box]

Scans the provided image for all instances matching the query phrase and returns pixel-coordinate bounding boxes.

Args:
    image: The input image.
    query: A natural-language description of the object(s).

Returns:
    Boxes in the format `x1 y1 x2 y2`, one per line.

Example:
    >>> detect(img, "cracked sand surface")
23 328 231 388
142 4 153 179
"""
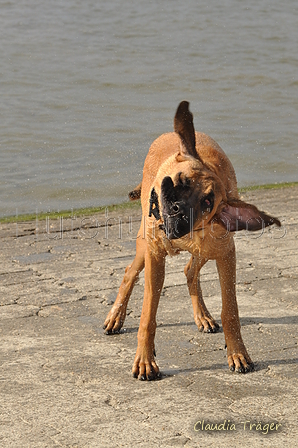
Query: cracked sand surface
0 187 297 447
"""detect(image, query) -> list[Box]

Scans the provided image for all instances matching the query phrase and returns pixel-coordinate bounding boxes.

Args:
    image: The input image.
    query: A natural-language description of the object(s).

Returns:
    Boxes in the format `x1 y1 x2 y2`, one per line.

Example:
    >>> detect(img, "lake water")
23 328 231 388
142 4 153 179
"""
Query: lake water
1 0 297 217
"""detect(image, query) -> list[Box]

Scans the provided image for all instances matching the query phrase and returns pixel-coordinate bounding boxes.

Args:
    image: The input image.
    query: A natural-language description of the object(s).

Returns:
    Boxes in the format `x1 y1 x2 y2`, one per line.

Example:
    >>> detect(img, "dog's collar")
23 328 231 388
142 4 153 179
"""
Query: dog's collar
149 188 161 221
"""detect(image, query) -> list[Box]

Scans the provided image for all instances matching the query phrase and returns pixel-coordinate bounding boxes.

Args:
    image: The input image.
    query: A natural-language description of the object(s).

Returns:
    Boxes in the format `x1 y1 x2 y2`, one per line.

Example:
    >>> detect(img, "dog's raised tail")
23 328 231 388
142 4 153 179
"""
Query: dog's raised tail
128 182 142 201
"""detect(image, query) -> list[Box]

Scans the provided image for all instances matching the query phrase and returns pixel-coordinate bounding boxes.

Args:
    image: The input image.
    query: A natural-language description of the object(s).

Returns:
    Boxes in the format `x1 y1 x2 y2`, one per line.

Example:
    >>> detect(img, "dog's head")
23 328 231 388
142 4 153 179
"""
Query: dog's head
150 101 280 240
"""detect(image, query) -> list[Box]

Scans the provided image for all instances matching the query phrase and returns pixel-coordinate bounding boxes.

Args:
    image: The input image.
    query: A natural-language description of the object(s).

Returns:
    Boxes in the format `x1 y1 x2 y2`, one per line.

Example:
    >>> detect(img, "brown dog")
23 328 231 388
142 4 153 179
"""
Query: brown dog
104 101 281 380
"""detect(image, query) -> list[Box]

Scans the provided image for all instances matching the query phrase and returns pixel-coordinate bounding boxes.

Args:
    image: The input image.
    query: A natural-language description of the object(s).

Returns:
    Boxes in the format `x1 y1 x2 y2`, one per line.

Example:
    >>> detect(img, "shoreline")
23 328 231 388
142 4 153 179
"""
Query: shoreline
1 181 297 224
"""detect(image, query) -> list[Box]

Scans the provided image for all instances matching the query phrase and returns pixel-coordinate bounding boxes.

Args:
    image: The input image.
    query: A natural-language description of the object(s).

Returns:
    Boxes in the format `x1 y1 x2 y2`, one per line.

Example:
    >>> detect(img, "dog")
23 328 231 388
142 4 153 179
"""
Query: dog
104 101 281 380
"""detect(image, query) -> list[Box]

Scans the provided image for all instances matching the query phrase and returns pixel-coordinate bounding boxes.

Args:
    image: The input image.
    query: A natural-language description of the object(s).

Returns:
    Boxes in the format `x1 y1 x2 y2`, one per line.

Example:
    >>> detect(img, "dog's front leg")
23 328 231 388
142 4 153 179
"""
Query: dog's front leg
132 243 166 380
104 226 146 334
216 240 254 373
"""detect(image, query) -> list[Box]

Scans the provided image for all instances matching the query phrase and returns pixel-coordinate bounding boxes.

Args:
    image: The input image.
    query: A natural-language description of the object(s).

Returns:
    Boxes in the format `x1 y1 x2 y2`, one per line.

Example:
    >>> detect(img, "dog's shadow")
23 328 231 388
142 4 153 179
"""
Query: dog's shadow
122 320 201 334
121 314 298 334
240 315 298 326
119 315 298 378
162 357 298 378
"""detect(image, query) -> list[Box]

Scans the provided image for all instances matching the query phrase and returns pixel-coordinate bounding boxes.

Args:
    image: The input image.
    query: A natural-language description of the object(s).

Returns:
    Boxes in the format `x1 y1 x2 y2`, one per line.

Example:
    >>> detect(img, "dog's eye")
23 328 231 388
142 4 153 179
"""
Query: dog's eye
201 192 214 213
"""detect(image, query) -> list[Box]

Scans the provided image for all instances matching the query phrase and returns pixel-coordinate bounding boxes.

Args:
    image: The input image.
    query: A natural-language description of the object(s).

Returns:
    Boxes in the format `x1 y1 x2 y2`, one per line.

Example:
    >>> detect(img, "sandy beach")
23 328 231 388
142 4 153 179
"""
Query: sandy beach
0 185 297 447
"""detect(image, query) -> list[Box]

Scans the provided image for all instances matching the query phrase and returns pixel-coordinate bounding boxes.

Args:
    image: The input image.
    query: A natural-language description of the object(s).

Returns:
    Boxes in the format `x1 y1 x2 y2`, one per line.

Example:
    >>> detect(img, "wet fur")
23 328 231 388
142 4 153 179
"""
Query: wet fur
104 101 280 380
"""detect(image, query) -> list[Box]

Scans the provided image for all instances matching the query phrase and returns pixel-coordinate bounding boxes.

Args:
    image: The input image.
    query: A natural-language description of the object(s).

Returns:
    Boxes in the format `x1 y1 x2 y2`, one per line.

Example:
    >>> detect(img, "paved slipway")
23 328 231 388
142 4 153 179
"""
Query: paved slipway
0 186 297 448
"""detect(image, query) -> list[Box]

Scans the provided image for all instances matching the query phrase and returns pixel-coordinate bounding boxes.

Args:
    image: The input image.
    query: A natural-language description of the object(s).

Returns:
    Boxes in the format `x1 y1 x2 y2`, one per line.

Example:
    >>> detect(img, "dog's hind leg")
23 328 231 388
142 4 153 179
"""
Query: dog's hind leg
184 255 220 333
104 225 146 334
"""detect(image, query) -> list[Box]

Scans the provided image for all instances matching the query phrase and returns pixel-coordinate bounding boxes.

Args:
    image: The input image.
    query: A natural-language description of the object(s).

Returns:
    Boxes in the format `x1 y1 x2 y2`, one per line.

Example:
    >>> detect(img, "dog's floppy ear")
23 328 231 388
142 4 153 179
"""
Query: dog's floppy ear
174 101 200 160
217 199 281 232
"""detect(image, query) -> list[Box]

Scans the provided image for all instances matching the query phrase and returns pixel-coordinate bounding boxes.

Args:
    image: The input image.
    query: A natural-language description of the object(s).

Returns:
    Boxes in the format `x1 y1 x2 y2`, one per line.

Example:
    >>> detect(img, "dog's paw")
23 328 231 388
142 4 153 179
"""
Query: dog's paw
228 353 254 374
103 305 126 334
132 350 161 381
195 315 220 333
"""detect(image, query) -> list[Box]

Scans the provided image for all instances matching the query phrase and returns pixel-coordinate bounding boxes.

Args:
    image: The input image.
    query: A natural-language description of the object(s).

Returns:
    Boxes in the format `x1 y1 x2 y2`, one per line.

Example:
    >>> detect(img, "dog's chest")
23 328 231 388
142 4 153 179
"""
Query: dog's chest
162 228 234 260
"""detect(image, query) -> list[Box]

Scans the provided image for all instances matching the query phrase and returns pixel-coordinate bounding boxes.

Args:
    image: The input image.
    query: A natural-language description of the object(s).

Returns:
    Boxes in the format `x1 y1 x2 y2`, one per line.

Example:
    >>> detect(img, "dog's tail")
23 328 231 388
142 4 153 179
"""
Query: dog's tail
128 182 142 201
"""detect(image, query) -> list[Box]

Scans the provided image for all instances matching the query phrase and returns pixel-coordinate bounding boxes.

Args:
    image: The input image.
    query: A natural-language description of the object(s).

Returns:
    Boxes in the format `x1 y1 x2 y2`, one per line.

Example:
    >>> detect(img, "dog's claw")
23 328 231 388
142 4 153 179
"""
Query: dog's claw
228 351 254 374
147 370 158 381
103 306 126 335
104 326 121 335
132 351 160 381
244 362 254 373
204 324 219 333
133 370 162 381
195 315 220 333
147 371 162 381
232 363 254 374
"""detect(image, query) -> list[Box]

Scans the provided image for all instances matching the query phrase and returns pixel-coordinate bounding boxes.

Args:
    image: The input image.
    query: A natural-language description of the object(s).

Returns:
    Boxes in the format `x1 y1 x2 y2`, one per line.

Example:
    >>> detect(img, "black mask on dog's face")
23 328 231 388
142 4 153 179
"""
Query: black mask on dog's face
160 176 194 239
159 176 214 239
161 176 215 239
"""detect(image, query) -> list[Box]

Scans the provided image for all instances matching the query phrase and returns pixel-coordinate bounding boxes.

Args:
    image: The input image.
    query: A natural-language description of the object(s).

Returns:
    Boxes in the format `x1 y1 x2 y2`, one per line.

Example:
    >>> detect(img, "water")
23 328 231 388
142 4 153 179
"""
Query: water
1 0 297 218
